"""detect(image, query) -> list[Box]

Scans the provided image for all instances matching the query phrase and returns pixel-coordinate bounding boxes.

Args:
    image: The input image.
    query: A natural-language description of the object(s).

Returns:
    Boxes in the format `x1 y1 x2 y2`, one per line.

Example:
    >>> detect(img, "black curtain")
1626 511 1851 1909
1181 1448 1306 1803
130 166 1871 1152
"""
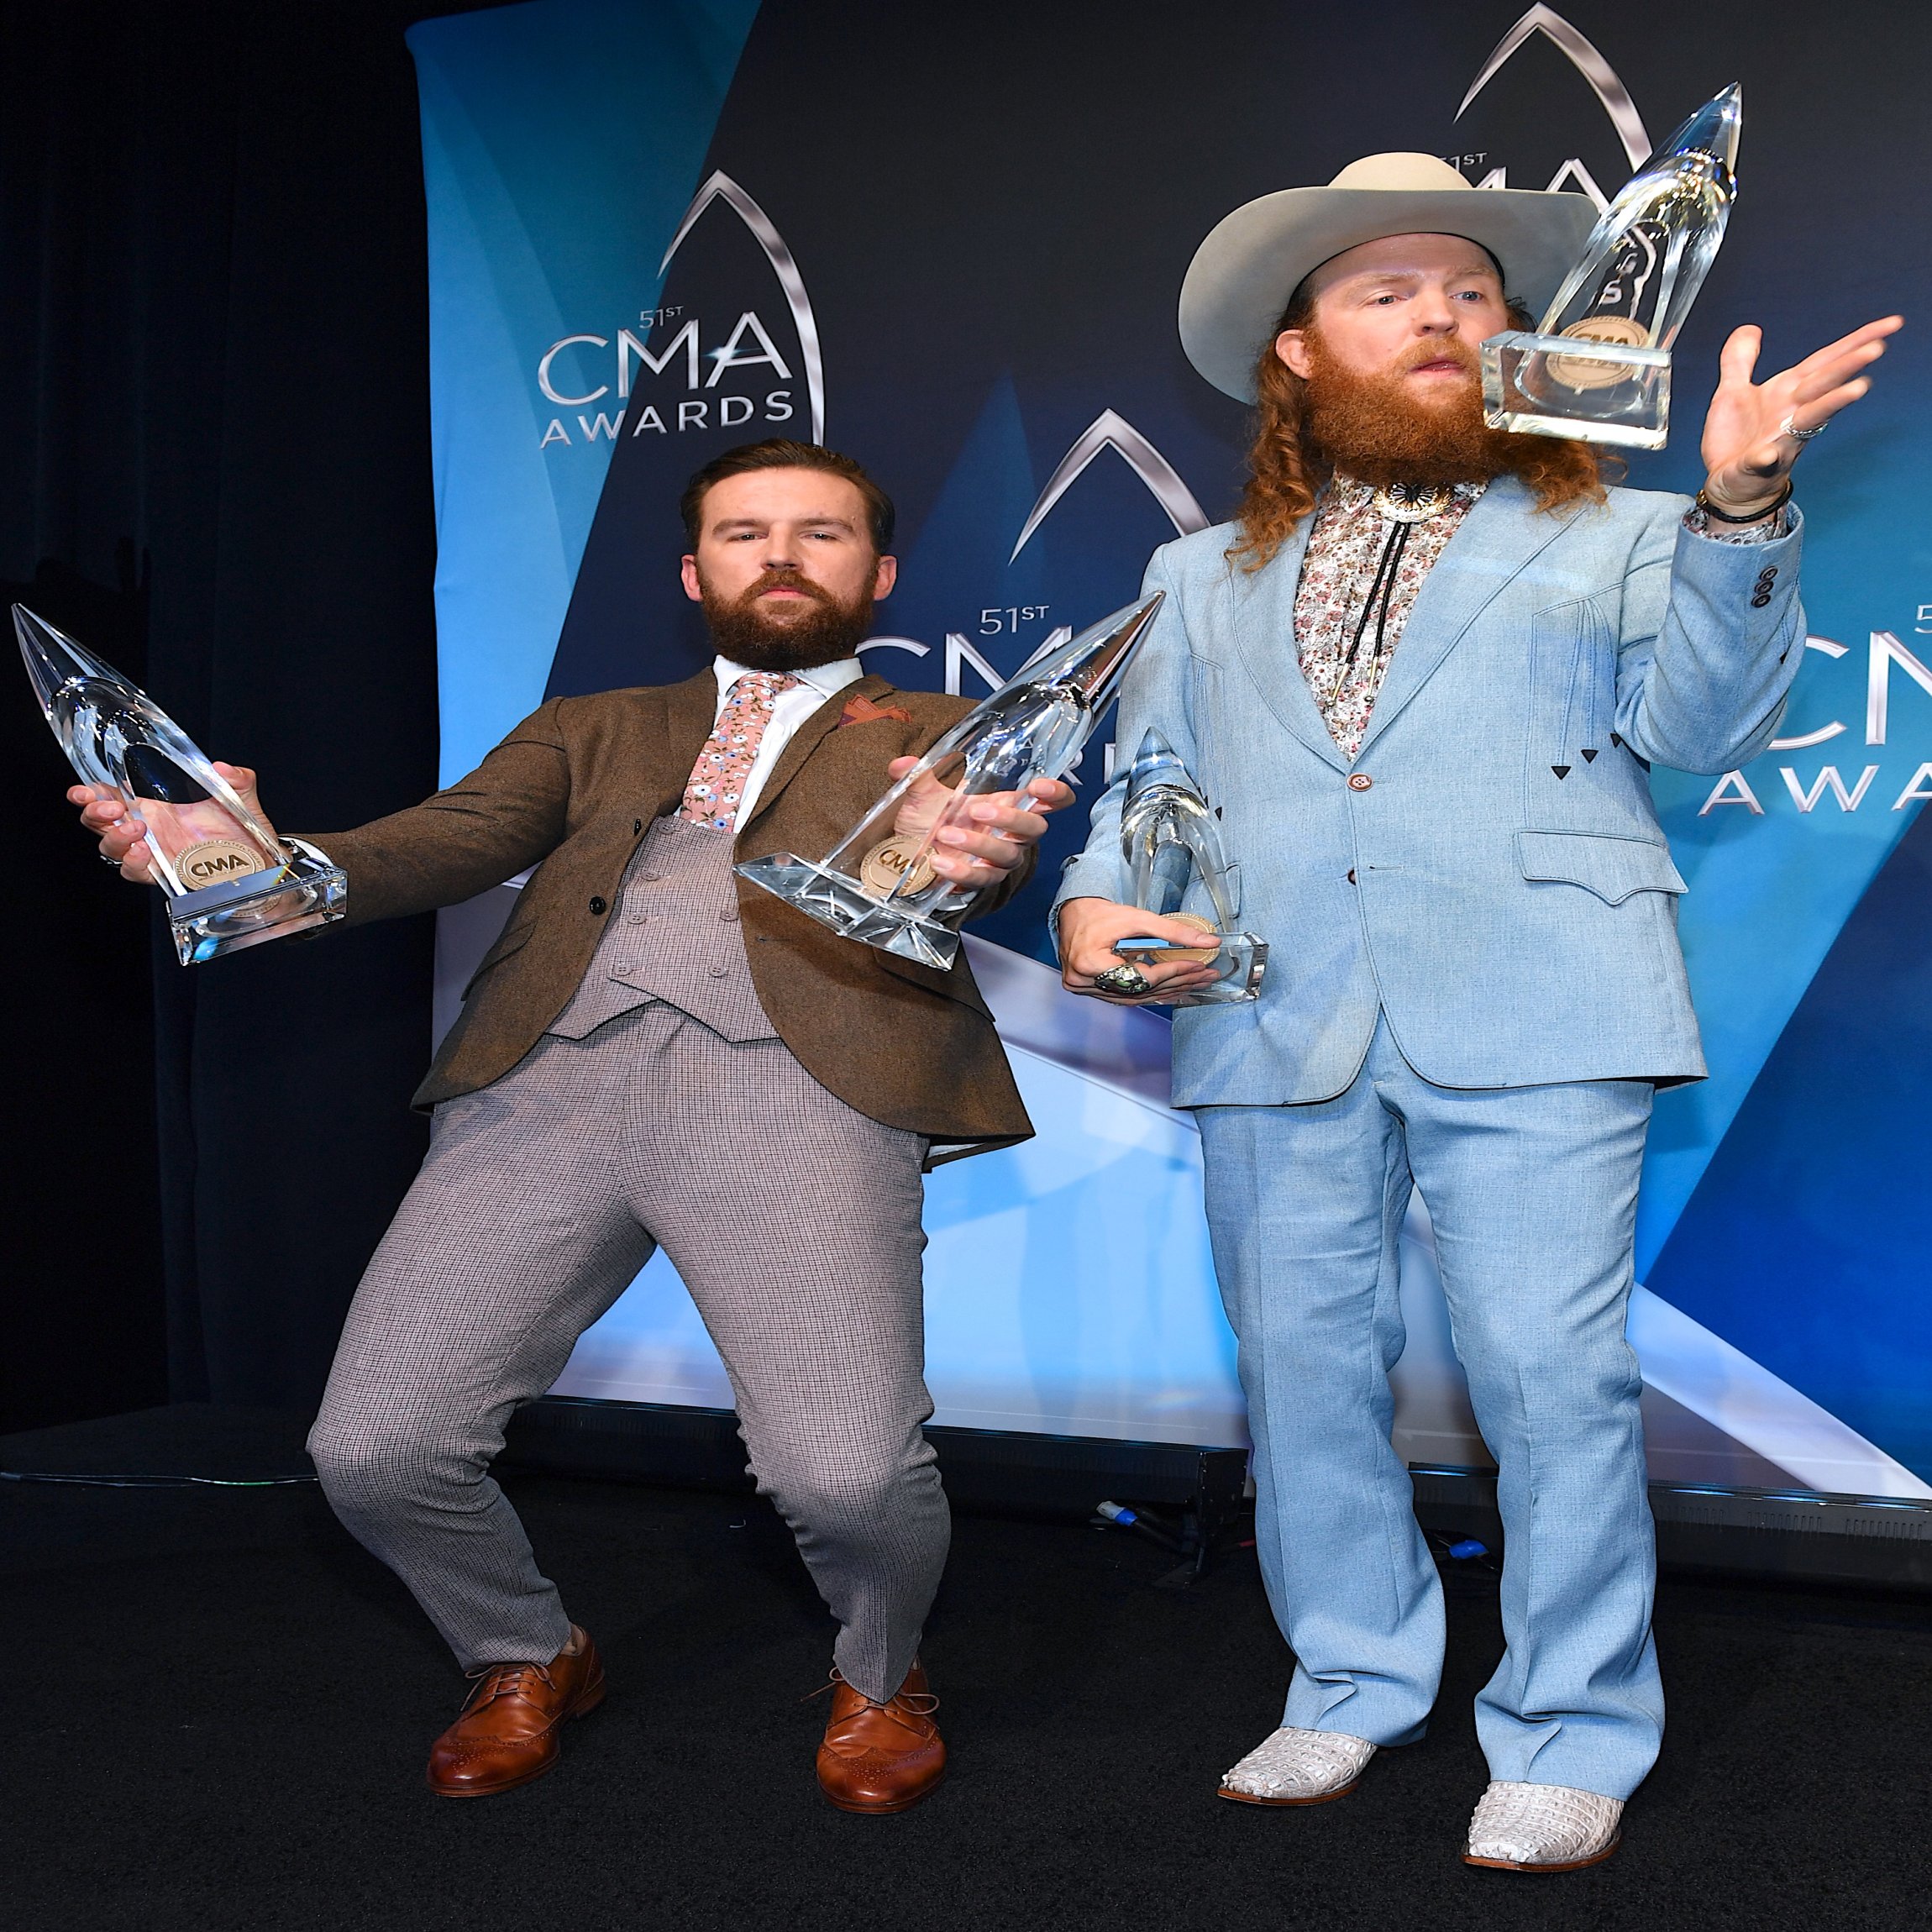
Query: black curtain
0 1 499 1426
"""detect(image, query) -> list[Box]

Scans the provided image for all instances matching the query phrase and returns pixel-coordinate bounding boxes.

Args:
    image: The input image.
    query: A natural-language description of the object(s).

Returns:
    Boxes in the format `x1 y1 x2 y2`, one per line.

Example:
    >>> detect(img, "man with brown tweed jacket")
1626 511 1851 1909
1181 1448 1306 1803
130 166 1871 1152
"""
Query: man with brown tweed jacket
73 438 1070 1812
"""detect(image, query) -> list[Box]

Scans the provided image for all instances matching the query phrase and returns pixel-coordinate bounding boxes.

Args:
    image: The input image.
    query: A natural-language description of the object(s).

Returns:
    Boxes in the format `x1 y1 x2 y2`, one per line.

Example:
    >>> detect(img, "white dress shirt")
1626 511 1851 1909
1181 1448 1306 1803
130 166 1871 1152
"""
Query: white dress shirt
708 654 865 824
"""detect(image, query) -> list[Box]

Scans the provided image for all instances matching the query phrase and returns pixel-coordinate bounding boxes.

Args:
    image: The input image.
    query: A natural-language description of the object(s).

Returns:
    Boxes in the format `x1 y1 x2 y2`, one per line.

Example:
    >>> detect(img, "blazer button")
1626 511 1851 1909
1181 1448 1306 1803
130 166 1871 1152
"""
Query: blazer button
588 895 607 915
633 819 643 835
1347 868 1357 884
1347 773 1373 791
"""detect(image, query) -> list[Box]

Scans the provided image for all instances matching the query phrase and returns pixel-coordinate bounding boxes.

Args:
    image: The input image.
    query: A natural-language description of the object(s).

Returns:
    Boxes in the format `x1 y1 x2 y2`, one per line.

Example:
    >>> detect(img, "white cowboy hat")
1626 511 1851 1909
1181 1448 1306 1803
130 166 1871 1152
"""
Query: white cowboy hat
1179 152 1599 402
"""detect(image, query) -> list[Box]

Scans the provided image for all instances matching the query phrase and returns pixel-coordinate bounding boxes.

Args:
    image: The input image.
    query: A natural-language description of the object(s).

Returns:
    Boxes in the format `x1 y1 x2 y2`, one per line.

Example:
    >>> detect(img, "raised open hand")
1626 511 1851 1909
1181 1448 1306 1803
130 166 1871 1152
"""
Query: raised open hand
1700 315 1901 515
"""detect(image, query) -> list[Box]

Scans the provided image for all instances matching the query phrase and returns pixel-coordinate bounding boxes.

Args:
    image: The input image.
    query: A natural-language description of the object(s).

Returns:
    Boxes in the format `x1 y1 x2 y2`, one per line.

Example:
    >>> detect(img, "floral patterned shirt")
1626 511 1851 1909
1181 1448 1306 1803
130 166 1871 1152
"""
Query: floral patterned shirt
1293 477 1793 761
1293 477 1485 760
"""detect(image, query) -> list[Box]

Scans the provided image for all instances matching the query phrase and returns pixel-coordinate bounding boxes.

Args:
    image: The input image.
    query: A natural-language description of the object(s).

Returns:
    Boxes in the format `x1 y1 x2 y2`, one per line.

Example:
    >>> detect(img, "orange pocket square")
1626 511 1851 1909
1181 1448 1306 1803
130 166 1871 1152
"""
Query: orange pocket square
838 694 915 727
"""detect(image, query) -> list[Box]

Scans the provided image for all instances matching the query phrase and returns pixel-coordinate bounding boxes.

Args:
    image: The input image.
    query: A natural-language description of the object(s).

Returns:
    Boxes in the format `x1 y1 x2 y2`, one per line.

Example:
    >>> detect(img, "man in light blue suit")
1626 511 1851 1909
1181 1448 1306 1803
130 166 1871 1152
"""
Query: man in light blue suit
1056 152 1897 1872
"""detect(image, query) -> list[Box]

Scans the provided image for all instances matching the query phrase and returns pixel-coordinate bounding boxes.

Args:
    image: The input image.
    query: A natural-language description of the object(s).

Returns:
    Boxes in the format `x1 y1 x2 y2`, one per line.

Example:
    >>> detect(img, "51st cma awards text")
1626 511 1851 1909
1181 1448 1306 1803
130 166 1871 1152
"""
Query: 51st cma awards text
535 308 795 448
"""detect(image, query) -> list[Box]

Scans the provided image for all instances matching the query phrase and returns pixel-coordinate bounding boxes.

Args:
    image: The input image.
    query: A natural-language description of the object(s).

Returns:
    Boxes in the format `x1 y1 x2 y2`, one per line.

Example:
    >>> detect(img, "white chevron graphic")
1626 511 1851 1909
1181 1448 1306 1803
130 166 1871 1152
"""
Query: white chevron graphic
659 170 825 444
1011 410 1209 563
1458 5 1651 171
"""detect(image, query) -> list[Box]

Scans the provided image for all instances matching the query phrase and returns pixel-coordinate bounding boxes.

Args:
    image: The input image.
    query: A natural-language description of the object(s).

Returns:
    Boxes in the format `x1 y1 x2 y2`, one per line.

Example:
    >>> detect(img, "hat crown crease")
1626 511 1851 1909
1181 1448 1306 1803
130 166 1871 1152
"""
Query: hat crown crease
1326 154 1473 193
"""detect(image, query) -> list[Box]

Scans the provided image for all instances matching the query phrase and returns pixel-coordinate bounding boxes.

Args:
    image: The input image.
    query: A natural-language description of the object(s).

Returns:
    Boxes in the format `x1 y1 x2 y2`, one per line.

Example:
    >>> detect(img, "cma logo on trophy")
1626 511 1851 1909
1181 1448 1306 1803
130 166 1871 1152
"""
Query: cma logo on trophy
534 171 820 449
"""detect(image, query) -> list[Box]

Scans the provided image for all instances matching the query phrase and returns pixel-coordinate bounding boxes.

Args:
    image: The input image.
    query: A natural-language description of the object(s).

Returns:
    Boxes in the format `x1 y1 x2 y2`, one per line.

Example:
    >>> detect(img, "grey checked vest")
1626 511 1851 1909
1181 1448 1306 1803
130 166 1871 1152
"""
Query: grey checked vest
545 813 776 1042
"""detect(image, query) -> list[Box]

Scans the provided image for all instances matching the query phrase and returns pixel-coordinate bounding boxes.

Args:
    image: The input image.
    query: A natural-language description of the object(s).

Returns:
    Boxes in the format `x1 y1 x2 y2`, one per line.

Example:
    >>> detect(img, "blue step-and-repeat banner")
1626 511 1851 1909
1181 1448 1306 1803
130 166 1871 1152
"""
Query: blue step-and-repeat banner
407 1 1932 1494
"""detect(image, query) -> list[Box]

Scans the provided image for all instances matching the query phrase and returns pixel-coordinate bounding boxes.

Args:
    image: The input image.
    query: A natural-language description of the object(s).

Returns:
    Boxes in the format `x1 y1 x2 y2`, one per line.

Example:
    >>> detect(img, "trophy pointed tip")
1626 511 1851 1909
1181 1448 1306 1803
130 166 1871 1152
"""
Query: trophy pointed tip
13 603 76 662
1667 81 1743 170
13 603 57 670
1113 587 1165 641
1034 589 1168 713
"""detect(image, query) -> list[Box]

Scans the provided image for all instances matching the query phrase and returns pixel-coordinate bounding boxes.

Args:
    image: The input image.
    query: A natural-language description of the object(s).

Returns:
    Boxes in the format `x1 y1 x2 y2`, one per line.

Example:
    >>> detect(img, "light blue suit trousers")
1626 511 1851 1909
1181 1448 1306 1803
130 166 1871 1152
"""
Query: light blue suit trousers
1197 1016 1660 1798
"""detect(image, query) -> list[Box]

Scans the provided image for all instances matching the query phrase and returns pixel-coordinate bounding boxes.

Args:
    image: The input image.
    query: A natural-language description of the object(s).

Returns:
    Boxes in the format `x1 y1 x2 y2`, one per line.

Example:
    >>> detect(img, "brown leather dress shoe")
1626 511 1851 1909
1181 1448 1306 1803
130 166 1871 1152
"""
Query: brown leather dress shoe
815 1660 946 1814
426 1625 606 1798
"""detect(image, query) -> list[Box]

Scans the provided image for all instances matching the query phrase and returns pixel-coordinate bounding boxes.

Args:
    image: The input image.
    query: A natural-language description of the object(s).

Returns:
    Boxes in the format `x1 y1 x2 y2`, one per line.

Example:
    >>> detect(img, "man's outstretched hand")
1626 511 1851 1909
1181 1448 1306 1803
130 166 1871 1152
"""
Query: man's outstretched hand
885 757 1074 893
69 762 273 884
1700 314 1902 516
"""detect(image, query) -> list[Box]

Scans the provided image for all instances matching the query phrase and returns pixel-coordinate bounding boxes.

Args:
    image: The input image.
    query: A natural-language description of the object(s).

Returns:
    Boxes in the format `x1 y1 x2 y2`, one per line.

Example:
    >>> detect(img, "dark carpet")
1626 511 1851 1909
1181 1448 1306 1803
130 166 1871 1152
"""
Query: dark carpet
3 1406 1927 1932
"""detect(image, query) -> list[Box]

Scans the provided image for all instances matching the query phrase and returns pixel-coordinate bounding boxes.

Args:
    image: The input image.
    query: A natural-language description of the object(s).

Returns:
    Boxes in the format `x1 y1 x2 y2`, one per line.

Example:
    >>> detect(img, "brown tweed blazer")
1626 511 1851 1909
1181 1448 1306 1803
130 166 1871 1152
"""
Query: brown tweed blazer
306 669 1034 1161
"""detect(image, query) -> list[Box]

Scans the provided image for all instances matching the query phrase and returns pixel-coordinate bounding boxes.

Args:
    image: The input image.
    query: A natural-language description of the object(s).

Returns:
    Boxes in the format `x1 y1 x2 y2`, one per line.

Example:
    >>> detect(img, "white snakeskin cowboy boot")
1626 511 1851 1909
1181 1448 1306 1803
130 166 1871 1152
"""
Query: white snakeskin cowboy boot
1216 1727 1377 1805
1462 1780 1624 1871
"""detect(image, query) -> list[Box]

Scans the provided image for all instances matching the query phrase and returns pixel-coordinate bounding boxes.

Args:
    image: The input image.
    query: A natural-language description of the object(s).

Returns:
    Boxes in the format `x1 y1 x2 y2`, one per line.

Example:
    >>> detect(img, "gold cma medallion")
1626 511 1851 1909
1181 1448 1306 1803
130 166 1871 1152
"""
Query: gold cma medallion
174 836 270 889
1118 911 1220 966
1547 314 1651 391
858 834 938 899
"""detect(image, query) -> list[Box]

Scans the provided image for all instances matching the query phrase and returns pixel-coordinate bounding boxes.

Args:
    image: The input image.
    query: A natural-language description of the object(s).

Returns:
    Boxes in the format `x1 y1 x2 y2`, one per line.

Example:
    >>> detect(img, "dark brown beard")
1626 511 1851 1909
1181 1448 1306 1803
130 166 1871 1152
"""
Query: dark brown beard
1303 333 1543 491
699 567 875 672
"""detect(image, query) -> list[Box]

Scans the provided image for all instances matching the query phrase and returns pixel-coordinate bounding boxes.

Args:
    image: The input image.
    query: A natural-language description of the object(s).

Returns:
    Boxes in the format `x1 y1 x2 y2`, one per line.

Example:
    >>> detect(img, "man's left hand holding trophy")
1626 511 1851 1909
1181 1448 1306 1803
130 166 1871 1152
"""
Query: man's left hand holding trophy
76 759 272 882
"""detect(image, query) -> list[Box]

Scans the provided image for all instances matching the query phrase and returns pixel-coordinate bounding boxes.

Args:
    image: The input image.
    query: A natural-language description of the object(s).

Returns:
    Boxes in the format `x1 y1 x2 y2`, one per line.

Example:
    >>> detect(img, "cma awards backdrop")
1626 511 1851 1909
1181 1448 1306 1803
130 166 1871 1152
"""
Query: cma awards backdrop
407 2 1932 1494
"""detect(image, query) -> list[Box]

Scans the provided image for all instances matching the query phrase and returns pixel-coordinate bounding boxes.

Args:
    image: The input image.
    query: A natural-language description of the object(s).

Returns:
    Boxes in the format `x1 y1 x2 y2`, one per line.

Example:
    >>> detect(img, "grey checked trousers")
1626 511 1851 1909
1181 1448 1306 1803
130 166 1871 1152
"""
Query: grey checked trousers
307 1002 945 1702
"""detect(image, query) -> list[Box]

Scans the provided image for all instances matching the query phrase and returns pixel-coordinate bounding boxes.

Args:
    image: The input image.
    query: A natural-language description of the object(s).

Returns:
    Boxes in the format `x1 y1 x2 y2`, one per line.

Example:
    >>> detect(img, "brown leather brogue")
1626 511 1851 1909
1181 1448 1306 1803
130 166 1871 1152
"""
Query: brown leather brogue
426 1625 606 1798
815 1660 945 1814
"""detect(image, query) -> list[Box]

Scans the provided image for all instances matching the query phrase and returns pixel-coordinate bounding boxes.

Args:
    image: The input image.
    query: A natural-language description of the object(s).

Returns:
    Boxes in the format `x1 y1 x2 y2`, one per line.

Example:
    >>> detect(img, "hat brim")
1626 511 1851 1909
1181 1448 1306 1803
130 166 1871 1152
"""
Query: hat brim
1179 185 1601 402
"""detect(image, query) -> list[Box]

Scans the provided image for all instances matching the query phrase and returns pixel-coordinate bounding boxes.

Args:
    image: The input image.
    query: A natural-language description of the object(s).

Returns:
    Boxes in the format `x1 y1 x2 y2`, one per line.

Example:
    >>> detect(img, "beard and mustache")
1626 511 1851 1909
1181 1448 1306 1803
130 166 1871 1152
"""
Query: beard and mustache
1301 331 1543 491
698 566 876 673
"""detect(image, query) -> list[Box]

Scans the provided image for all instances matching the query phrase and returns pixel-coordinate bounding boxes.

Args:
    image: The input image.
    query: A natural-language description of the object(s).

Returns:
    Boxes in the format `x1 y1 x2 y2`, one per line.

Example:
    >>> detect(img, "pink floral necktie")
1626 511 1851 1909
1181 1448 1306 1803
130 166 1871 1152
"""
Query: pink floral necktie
680 671 801 832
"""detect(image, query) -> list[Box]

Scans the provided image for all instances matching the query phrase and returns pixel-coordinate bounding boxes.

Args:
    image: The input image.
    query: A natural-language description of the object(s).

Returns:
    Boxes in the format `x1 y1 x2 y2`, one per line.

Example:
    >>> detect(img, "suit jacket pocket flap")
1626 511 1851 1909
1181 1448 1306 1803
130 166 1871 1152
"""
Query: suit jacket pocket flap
1516 831 1687 906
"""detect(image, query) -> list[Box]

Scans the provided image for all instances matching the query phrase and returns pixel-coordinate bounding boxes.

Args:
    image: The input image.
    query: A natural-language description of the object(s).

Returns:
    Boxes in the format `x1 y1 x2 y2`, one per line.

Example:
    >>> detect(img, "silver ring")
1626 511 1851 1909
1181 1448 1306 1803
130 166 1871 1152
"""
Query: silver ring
1781 416 1827 442
1093 963 1151 997
99 850 123 866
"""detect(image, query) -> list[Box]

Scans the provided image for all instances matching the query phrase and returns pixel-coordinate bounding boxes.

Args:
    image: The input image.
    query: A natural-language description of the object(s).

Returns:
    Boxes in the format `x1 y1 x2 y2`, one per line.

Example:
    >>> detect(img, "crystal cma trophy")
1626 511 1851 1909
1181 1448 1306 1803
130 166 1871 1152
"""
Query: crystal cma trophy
1482 82 1742 450
18 606 346 963
1110 730 1266 1005
738 592 1163 969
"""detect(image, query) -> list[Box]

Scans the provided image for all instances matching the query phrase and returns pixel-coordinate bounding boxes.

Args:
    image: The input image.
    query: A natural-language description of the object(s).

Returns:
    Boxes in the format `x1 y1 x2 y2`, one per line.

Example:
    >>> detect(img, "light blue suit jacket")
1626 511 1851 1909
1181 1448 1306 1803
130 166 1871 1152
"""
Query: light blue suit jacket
1054 480 1804 1100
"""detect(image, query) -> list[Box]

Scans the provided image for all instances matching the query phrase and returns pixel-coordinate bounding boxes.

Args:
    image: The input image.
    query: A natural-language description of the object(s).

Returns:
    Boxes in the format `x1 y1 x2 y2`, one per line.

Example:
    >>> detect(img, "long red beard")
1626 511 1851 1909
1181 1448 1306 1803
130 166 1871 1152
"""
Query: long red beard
1302 333 1544 491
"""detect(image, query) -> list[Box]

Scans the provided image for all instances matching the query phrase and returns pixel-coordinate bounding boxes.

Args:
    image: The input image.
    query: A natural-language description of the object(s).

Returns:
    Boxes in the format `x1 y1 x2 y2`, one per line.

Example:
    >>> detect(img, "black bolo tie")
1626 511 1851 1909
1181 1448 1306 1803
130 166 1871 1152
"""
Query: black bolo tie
1343 483 1455 671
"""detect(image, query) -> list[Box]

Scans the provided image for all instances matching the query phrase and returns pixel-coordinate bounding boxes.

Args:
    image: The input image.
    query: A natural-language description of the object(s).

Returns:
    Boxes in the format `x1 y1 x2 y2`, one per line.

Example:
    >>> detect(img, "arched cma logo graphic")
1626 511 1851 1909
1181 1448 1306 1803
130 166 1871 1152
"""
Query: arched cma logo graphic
1457 4 1651 208
1011 410 1210 562
858 412 1209 705
659 171 826 446
533 171 823 448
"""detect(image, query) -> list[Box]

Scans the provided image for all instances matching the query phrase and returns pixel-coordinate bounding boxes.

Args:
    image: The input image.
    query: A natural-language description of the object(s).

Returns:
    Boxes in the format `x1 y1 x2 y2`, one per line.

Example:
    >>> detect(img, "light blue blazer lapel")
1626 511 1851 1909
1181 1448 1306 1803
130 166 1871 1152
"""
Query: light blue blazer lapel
1354 476 1581 760
1225 519 1347 774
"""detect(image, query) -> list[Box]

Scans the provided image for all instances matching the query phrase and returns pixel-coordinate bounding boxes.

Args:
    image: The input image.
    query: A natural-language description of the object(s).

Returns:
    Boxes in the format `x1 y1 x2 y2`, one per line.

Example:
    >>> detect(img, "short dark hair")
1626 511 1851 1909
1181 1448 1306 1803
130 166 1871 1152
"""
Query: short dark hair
679 438 895 553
